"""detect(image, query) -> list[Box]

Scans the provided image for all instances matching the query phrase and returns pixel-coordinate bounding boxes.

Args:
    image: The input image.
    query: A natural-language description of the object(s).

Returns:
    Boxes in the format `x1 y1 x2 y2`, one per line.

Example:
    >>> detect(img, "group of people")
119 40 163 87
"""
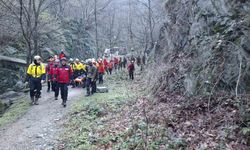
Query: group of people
26 50 144 108
26 55 73 107
103 56 128 75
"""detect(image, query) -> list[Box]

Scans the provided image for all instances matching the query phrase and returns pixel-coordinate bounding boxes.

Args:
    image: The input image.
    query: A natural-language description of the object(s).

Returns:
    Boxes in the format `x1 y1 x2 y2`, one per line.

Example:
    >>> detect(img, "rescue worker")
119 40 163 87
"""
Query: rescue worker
103 58 109 74
122 57 127 69
75 59 83 76
128 60 135 80
46 56 54 92
114 57 119 71
74 58 83 87
59 49 66 60
57 57 73 107
81 60 87 88
81 60 87 75
26 56 46 105
69 58 76 88
119 57 122 70
137 56 141 66
50 59 60 100
92 60 98 93
98 59 105 84
86 61 97 96
108 60 113 75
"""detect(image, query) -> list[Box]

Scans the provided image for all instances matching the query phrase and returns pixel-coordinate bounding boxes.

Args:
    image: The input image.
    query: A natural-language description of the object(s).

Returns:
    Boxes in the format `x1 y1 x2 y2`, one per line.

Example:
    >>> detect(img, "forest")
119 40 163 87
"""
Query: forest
0 0 250 149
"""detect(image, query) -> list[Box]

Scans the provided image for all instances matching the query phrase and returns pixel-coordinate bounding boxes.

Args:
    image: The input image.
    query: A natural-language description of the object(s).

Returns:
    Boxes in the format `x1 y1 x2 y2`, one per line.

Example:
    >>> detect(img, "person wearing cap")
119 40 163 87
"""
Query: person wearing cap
50 59 60 100
46 56 55 92
128 60 135 80
26 55 46 105
56 57 73 107
86 61 97 96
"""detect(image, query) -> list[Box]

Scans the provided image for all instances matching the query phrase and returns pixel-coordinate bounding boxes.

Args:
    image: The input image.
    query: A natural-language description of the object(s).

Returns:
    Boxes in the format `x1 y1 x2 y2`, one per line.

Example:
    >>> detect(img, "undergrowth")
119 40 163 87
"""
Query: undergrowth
0 98 30 127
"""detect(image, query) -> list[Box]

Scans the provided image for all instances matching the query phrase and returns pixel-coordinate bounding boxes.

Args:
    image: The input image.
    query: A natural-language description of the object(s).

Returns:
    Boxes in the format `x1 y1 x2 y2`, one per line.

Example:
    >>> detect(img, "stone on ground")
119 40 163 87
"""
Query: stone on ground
97 87 109 93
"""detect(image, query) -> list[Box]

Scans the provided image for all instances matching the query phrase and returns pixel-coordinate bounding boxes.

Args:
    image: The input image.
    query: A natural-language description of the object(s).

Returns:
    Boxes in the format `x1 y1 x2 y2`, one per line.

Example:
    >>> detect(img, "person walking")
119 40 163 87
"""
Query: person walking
114 57 119 72
46 56 54 92
108 60 113 75
74 58 84 87
26 56 46 105
103 58 109 74
98 59 105 84
128 61 135 80
123 57 127 69
85 61 97 96
50 59 60 100
69 58 76 88
57 57 73 107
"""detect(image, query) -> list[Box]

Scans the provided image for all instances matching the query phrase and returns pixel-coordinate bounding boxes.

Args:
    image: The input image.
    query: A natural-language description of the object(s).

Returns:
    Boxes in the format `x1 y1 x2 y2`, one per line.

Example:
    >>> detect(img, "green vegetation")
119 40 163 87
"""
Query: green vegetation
58 73 137 150
57 72 188 150
0 99 30 127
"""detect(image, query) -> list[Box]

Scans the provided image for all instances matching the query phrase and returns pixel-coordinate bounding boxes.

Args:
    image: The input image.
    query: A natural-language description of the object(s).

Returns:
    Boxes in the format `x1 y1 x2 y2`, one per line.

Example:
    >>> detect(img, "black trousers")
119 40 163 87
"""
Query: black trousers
108 68 112 75
93 80 97 93
52 81 59 98
86 78 95 95
99 73 104 84
29 78 42 98
58 83 68 102
47 81 52 91
129 71 134 80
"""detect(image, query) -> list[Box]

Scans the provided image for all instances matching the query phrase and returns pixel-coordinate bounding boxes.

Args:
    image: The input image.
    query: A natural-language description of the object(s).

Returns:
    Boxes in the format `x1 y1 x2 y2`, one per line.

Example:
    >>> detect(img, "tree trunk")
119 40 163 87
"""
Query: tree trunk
148 0 154 49
94 0 99 58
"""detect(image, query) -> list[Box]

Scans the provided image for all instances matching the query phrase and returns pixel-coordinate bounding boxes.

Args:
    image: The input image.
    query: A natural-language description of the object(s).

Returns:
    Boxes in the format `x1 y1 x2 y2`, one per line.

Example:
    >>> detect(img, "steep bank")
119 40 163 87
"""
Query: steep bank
143 0 250 149
151 0 250 95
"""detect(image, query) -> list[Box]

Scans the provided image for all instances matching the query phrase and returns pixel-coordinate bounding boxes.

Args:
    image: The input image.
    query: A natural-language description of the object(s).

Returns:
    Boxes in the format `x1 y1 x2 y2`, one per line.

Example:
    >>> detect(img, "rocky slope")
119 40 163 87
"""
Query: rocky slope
152 0 250 96
143 0 250 148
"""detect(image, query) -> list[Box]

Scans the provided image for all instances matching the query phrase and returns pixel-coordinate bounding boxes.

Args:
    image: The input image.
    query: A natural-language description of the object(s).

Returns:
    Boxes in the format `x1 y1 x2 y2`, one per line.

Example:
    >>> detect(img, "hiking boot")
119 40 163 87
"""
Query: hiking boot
34 97 39 105
62 100 67 108
30 97 35 105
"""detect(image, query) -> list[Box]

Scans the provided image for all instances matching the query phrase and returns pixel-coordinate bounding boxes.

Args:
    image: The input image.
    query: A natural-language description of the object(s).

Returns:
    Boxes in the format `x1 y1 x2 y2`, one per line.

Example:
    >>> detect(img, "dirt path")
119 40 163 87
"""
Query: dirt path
0 87 84 150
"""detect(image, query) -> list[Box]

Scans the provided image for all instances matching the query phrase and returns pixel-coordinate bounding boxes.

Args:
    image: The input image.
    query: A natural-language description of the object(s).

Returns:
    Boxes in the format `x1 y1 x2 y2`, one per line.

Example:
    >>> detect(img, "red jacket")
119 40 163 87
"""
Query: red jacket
98 63 105 73
108 61 113 69
114 57 119 65
128 63 135 72
104 59 108 68
57 65 73 84
46 62 54 75
50 65 59 81
59 53 66 59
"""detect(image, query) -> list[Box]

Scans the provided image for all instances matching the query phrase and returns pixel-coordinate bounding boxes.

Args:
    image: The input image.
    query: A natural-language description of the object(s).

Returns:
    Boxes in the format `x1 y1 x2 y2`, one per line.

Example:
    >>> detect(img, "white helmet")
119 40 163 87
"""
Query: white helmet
34 55 41 60
75 58 79 62
69 58 74 62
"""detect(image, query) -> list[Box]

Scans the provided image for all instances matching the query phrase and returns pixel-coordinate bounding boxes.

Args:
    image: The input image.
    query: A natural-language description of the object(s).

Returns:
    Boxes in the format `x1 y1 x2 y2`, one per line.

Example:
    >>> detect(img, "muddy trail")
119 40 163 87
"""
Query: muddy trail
0 87 83 150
